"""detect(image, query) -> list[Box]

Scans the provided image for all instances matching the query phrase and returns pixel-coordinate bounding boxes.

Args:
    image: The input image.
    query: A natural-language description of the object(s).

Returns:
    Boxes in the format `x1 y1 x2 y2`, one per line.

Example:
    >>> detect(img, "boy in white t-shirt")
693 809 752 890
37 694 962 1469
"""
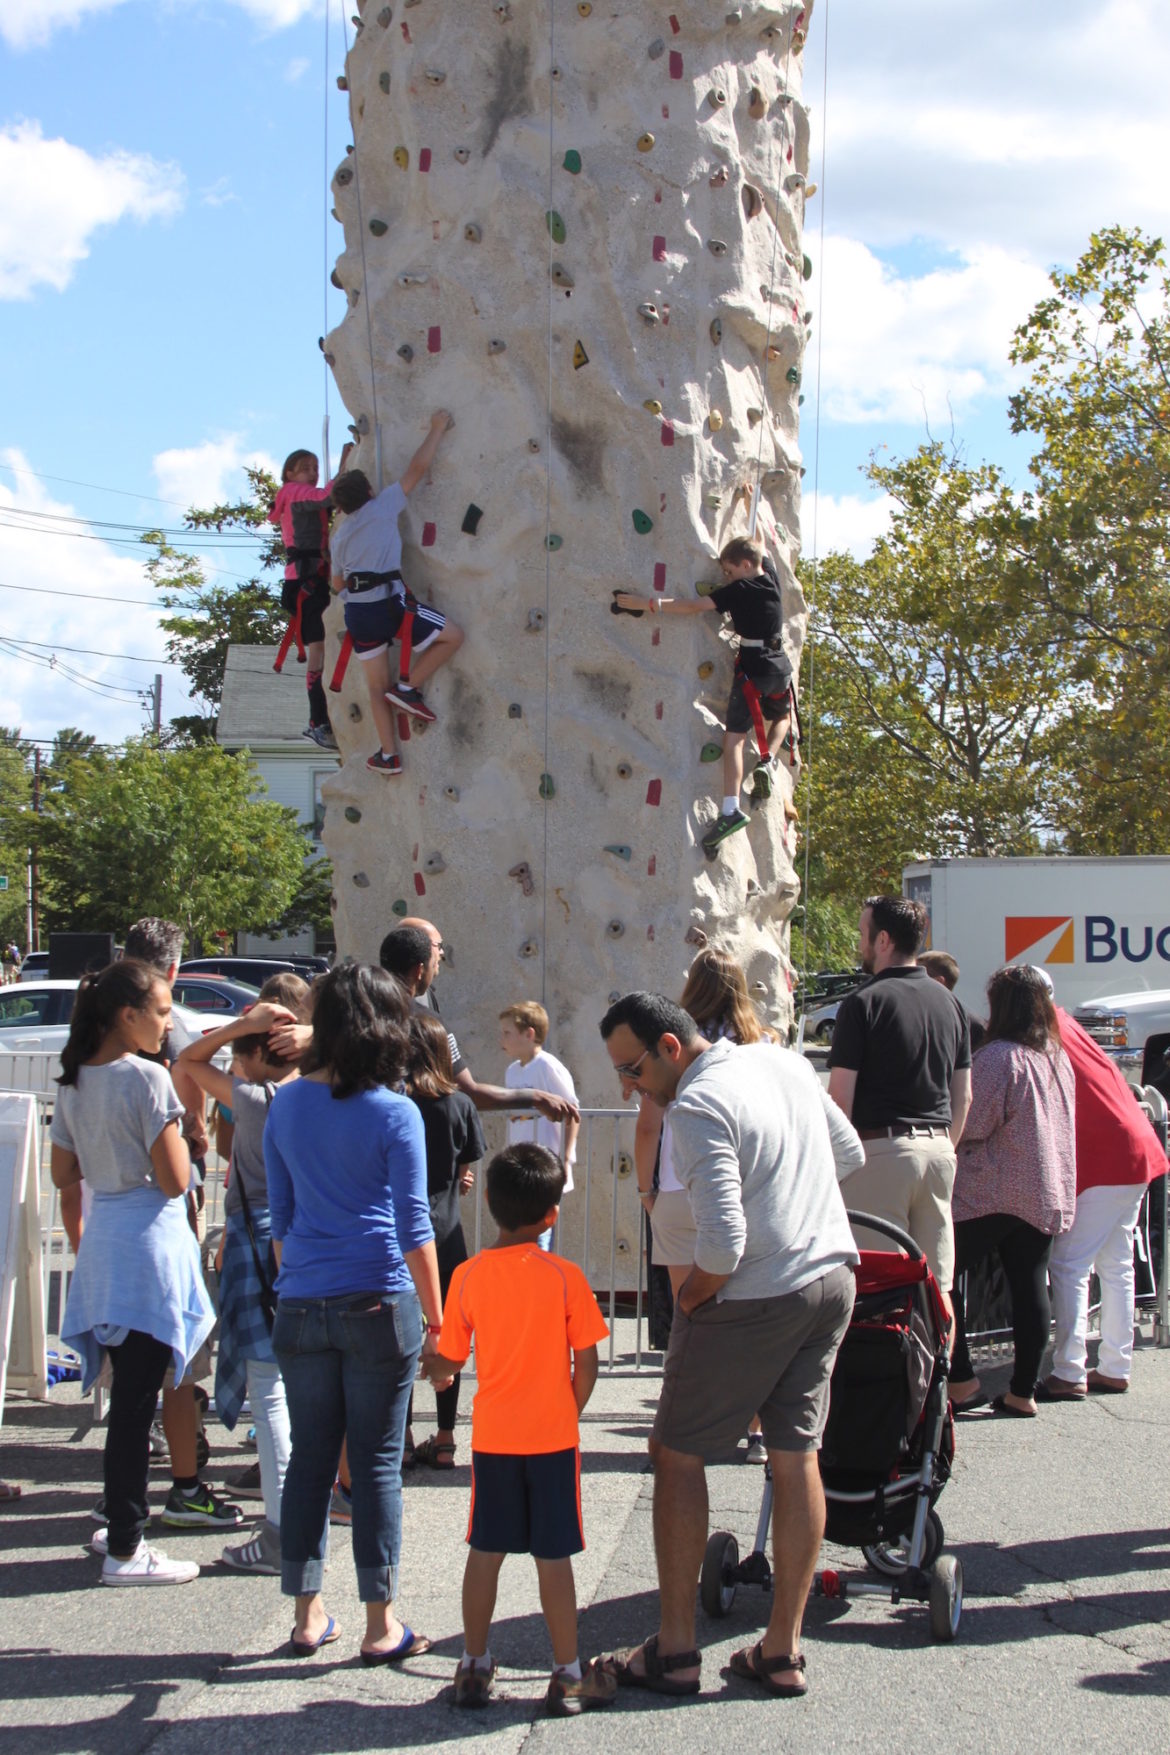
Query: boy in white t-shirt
499 1003 580 1251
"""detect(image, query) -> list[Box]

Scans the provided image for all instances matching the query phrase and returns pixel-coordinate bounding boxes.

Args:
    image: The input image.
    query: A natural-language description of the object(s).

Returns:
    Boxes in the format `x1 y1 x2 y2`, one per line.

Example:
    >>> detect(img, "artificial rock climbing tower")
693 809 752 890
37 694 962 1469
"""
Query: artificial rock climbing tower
321 2 814 1123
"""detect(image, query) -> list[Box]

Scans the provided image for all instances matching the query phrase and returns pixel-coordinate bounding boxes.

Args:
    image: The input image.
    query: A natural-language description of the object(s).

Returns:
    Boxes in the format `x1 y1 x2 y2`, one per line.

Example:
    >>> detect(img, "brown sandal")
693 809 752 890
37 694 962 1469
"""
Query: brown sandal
605 1633 700 1696
414 1435 456 1469
729 1643 808 1698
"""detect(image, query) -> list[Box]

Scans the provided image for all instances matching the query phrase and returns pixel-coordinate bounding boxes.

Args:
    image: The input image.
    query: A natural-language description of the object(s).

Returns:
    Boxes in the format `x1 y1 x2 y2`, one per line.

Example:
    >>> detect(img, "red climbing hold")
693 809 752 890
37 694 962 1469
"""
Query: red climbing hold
661 104 669 120
398 713 411 742
668 49 682 77
647 924 656 941
646 779 662 806
419 147 432 172
652 235 666 261
652 627 661 646
661 421 674 447
401 21 411 41
414 872 426 896
647 855 657 876
655 701 663 720
669 14 680 32
421 522 437 547
653 562 666 591
427 325 441 353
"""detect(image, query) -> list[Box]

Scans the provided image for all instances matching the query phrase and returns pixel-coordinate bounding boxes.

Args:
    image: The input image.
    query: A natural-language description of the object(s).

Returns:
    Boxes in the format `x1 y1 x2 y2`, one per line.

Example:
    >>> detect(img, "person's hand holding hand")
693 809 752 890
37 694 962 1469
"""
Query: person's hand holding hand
459 1167 475 1193
421 1331 454 1390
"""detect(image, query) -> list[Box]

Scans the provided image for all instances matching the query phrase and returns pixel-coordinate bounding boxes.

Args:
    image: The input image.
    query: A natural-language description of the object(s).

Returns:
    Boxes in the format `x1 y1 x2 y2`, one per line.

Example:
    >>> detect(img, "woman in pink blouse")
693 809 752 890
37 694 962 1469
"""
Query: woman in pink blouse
949 966 1076 1417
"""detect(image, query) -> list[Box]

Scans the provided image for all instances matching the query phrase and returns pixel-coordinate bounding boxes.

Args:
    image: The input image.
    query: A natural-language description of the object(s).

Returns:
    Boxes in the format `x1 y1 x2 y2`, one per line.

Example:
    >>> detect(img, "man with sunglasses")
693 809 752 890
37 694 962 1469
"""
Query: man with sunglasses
599 991 860 1702
379 919 577 1124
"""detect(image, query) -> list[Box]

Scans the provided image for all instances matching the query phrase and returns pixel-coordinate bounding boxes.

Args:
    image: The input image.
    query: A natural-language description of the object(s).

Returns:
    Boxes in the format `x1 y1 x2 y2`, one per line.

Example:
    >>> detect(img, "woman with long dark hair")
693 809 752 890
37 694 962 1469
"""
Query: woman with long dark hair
264 961 446 1661
949 965 1076 1416
51 959 215 1585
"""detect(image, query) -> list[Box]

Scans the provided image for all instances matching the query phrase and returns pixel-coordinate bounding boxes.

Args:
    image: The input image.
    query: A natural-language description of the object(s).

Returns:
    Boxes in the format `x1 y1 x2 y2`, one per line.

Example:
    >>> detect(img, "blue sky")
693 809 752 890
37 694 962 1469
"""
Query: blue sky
2 0 1169 743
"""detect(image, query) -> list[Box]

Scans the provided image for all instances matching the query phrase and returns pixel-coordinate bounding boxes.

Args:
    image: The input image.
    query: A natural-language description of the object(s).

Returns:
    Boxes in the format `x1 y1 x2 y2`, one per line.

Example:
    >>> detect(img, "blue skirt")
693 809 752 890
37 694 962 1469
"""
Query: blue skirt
62 1186 216 1392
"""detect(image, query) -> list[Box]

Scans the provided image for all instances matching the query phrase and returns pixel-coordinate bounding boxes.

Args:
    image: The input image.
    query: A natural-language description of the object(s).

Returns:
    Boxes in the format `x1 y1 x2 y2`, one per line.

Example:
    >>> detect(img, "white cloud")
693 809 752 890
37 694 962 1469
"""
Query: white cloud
232 0 317 27
152 437 280 510
810 236 1050 427
0 121 184 300
0 449 186 744
200 177 239 209
284 56 311 83
0 0 126 51
803 490 893 561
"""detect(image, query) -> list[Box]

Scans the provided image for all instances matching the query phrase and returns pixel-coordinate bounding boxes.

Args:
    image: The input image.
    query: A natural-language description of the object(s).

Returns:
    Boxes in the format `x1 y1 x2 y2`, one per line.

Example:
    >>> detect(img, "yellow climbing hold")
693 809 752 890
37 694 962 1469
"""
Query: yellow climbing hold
637 132 655 152
573 340 589 369
709 409 724 432
393 146 409 169
643 398 663 415
577 0 592 12
697 660 714 680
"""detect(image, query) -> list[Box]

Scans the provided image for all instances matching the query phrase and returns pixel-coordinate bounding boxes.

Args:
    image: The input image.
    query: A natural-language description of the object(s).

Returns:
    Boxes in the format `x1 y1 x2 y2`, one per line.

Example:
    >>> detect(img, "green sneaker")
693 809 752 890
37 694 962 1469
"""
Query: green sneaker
750 759 775 802
161 1482 243 1529
702 809 750 855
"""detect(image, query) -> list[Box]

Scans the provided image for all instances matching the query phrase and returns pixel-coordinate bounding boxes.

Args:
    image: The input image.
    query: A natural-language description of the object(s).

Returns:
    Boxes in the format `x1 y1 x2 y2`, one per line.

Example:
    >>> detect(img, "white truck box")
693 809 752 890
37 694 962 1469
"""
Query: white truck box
902 857 1170 1059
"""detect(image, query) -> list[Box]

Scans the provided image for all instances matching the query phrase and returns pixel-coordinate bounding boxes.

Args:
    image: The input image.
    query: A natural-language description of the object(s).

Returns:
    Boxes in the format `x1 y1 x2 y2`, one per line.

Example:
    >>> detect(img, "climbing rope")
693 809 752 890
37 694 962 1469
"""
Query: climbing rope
799 0 831 990
747 17 801 537
339 5 381 481
538 0 558 1011
321 0 332 476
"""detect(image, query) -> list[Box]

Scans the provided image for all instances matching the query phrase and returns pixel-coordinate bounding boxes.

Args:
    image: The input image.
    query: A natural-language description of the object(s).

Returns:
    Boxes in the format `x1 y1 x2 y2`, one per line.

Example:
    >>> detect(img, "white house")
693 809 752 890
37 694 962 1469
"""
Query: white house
216 644 338 958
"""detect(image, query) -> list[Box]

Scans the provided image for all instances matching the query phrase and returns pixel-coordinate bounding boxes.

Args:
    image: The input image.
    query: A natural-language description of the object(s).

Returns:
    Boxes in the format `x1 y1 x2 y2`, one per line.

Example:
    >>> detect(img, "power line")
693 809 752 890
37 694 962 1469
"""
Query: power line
0 632 171 670
0 458 192 509
0 515 266 553
0 638 149 703
1 504 264 541
0 579 162 609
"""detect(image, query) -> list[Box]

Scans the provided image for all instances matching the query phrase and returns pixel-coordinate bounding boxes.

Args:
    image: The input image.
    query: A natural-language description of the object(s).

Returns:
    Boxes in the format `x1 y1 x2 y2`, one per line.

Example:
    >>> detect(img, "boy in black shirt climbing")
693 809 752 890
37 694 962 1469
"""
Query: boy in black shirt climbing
614 535 798 855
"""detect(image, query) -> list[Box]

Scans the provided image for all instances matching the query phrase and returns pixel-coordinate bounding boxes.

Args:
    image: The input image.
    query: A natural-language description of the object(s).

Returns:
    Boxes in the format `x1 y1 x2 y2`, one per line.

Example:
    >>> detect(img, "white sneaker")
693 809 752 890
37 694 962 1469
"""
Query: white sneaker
91 1526 109 1557
101 1539 199 1586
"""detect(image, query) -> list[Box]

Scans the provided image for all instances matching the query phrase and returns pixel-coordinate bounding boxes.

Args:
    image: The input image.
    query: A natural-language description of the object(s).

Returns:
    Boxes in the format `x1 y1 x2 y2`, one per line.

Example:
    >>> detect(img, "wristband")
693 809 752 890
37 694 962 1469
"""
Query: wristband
425 1323 443 1336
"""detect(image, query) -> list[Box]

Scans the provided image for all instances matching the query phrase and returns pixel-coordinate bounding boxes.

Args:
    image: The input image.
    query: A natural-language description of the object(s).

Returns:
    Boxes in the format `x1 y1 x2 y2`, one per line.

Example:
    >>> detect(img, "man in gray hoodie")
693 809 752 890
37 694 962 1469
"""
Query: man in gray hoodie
600 992 861 1702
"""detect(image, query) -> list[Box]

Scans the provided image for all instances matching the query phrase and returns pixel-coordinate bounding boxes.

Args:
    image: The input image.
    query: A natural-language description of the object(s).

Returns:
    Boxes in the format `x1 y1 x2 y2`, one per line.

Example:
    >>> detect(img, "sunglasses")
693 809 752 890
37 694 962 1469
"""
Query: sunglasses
613 1044 654 1080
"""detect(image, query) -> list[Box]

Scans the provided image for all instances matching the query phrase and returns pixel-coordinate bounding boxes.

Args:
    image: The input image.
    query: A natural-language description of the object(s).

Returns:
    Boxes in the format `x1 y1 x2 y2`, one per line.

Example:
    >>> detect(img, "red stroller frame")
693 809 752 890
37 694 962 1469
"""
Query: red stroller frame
700 1212 963 1643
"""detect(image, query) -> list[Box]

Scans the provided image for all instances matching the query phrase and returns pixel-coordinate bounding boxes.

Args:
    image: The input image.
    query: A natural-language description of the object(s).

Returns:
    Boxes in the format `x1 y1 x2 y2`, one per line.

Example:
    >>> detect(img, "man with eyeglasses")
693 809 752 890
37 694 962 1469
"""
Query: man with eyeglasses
379 919 577 1124
598 991 861 1702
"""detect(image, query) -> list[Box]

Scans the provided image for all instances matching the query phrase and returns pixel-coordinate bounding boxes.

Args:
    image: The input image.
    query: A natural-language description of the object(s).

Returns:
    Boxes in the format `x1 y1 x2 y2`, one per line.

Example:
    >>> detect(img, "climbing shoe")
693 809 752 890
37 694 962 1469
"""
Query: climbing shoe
385 683 436 723
367 751 403 776
750 758 775 803
702 809 750 855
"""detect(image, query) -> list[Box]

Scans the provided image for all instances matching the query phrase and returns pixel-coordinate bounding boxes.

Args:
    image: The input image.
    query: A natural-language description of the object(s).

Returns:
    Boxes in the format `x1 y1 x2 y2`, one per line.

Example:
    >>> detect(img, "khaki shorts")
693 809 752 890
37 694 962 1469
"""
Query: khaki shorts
652 1264 855 1461
649 1189 697 1268
841 1136 956 1291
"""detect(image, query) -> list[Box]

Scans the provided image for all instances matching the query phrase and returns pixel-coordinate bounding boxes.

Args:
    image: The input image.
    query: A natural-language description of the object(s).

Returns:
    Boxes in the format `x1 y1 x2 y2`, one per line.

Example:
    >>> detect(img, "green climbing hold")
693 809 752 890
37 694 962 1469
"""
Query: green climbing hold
786 367 801 385
391 899 408 917
563 149 582 174
700 741 724 764
546 210 566 244
344 806 362 823
546 533 563 551
632 509 654 534
803 253 813 280
369 219 388 236
539 773 556 800
695 579 717 598
379 71 390 94
604 844 632 861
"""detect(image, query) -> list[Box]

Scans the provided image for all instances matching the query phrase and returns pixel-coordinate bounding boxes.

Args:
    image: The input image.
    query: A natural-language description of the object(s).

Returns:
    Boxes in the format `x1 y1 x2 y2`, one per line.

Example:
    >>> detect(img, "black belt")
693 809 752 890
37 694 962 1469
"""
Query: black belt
346 569 403 597
857 1124 948 1141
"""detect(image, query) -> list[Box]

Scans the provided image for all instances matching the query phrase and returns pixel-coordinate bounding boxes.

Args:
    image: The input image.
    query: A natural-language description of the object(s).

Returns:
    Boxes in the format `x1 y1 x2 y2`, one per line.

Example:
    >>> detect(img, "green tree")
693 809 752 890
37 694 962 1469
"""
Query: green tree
0 729 31 946
5 740 312 950
142 465 286 742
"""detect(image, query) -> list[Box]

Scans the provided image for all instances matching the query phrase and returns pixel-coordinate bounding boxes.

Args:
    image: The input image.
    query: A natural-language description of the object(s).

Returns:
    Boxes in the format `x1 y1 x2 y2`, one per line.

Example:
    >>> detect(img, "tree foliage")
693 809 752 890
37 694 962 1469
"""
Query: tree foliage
2 741 312 950
0 729 31 945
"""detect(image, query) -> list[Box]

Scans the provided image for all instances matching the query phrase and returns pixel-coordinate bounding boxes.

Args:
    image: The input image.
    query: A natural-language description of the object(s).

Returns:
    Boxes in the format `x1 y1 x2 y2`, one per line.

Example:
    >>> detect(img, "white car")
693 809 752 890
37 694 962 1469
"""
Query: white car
0 979 211 1059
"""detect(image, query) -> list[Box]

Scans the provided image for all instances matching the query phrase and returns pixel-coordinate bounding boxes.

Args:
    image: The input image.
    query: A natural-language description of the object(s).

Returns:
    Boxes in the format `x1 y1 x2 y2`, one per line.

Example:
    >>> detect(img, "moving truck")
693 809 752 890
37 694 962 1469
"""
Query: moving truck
902 857 1170 1065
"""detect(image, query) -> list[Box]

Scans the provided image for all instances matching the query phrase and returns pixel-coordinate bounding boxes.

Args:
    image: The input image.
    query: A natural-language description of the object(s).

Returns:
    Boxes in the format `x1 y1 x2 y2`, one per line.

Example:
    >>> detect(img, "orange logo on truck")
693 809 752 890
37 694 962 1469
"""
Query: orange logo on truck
1004 916 1075 964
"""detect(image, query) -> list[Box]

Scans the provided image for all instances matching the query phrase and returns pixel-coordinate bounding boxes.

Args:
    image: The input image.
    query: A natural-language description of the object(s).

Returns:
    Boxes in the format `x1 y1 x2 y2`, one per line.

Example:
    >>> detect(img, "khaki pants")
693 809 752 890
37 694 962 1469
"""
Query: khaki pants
840 1135 957 1290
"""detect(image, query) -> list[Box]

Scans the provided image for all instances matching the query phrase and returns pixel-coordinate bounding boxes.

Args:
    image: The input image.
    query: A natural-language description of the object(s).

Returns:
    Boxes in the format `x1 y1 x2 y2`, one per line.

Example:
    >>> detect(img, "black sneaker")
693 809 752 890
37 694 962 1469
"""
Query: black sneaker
702 809 750 854
385 683 437 723
306 723 338 750
367 750 403 776
750 758 775 802
160 1483 244 1529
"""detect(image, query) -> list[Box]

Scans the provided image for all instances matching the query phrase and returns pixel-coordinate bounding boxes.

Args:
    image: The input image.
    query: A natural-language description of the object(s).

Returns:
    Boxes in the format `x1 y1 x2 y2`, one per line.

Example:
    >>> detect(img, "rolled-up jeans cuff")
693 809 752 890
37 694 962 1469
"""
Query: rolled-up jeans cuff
356 1563 396 1604
283 1557 326 1597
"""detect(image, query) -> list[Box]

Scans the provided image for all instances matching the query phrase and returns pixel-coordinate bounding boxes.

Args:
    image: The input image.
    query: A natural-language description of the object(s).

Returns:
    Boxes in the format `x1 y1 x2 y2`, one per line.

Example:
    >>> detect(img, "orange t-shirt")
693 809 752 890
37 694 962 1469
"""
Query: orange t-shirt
438 1244 609 1454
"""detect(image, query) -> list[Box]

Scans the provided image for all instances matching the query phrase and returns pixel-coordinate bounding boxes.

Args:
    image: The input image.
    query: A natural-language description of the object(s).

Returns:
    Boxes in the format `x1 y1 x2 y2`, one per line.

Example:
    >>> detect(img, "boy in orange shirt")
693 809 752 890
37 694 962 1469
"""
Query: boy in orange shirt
426 1143 615 1717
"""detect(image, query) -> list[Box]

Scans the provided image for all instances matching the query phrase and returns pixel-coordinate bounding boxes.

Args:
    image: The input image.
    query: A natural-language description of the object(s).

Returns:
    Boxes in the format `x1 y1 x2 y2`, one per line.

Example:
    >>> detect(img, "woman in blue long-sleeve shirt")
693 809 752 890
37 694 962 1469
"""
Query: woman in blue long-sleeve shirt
265 961 448 1661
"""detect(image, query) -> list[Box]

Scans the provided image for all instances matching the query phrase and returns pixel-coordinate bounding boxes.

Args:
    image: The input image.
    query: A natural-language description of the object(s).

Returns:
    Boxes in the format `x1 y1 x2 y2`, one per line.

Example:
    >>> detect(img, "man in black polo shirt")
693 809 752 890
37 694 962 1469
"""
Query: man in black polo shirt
827 896 971 1301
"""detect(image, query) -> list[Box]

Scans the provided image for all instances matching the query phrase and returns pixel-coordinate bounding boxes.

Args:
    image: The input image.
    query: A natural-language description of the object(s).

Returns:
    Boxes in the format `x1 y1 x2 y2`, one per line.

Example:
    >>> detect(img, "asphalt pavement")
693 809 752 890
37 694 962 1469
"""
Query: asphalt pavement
3 1319 1169 1755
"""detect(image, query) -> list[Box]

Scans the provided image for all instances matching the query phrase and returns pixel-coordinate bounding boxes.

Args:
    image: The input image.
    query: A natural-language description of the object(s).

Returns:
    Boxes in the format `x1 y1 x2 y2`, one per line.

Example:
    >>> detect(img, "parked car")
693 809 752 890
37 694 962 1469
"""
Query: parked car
171 975 261 1018
18 951 50 983
802 999 842 1045
180 954 328 987
0 980 210 1056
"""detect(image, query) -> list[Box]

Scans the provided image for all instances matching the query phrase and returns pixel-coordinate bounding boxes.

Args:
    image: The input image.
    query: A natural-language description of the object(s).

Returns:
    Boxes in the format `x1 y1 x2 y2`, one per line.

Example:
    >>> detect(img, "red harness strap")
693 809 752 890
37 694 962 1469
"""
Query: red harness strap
329 631 353 693
398 606 415 685
273 591 306 674
738 668 772 763
328 594 415 694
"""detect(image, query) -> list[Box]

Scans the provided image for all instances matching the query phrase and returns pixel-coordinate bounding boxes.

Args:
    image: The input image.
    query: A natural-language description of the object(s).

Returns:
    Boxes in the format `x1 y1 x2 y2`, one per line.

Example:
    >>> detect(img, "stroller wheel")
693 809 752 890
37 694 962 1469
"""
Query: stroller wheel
862 1508 943 1579
700 1530 739 1619
928 1555 963 1641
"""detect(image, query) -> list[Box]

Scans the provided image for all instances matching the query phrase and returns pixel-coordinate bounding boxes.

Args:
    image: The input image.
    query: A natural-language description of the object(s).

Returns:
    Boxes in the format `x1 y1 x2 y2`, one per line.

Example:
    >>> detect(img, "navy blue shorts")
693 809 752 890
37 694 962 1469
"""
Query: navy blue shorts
467 1447 583 1558
345 596 446 662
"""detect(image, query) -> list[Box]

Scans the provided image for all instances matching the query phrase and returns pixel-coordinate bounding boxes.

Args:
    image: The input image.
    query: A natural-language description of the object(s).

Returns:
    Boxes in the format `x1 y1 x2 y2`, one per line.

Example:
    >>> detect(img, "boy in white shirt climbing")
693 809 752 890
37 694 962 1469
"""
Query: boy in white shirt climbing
499 1003 580 1251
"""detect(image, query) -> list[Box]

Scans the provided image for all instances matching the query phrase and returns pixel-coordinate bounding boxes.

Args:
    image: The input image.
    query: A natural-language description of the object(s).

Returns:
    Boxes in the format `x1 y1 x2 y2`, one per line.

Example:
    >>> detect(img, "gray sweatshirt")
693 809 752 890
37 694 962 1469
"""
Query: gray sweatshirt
669 1038 862 1300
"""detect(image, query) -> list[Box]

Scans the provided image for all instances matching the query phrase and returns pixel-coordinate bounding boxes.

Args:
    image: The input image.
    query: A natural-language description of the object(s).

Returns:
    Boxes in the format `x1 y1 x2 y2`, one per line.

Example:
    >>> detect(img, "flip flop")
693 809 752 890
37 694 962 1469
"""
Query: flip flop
1035 1379 1087 1403
729 1642 808 1699
1087 1372 1129 1394
950 1390 990 1414
290 1614 340 1657
991 1394 1037 1419
604 1633 700 1697
360 1626 432 1665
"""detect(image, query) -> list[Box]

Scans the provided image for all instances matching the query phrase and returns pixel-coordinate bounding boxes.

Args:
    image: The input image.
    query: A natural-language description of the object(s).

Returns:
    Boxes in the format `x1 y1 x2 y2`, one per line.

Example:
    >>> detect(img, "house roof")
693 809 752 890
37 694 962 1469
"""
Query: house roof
217 644 317 746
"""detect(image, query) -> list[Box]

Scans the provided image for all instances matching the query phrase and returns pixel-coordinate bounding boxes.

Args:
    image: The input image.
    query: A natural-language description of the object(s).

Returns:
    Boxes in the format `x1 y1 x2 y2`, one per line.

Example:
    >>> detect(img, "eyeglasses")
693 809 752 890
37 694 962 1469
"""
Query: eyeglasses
613 1045 654 1080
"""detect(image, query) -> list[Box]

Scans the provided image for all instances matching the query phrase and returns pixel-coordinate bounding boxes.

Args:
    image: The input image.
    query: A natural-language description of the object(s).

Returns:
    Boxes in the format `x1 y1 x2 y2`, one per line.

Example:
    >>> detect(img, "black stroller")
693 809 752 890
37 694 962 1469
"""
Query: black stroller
700 1212 962 1642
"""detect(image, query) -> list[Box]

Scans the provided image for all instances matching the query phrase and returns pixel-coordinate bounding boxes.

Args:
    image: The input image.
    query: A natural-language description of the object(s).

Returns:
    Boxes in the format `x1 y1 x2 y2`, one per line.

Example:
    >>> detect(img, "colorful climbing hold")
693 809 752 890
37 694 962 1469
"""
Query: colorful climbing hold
708 239 728 256
424 852 446 874
637 302 660 324
369 218 388 236
377 5 392 23
454 146 470 163
646 779 662 806
606 920 625 940
335 164 353 186
616 761 633 779
661 420 675 447
464 222 482 242
695 579 717 598
697 660 714 680
577 1 592 14
551 263 574 288
397 344 414 362
643 398 663 414
393 146 409 169
573 340 589 369
392 898 408 917
545 533 563 551
563 148 582 174
337 75 348 90
352 871 370 887
379 71 390 94
413 873 426 896
461 504 483 535
742 185 763 220
648 37 664 59
604 845 632 861
637 132 655 152
786 366 801 384
747 407 762 425
748 85 766 118
546 210 566 244
421 521 437 546
508 703 523 719
427 325 441 353
424 68 446 84
700 741 723 764
653 561 666 591
539 773 556 800
652 235 667 262
669 49 683 78
710 317 723 344
803 254 813 279
709 409 724 432
632 509 653 534
344 805 362 823
707 88 727 109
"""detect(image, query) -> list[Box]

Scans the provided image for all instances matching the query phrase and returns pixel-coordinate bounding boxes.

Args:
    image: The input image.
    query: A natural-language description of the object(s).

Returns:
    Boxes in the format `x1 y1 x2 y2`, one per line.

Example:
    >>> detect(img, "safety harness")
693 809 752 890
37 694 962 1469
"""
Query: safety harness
736 640 800 766
327 569 416 695
273 499 330 675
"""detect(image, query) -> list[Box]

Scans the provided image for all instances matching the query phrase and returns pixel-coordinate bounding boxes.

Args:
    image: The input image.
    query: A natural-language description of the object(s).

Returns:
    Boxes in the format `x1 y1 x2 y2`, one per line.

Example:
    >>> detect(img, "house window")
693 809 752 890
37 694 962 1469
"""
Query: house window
312 770 330 843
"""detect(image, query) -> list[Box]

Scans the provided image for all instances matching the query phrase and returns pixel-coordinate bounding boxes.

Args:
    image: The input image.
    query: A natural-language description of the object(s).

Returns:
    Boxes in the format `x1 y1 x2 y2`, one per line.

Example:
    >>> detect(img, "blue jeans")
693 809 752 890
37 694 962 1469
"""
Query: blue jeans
273 1289 421 1602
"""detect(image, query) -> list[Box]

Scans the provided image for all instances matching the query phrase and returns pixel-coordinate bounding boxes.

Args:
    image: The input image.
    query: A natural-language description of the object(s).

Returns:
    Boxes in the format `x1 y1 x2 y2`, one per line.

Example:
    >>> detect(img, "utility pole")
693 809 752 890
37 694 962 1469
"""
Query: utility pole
151 674 162 740
30 747 41 952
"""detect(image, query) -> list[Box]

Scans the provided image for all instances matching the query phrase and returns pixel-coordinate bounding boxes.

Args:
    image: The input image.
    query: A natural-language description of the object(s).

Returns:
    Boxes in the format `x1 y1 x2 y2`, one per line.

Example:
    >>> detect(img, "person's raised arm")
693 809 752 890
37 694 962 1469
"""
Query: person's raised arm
174 1002 298 1110
400 410 454 496
612 592 717 617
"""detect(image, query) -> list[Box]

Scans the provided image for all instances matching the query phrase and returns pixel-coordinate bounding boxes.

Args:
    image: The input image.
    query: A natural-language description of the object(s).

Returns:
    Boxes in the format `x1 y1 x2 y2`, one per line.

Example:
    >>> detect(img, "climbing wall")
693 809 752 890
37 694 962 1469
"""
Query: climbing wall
321 3 814 1228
